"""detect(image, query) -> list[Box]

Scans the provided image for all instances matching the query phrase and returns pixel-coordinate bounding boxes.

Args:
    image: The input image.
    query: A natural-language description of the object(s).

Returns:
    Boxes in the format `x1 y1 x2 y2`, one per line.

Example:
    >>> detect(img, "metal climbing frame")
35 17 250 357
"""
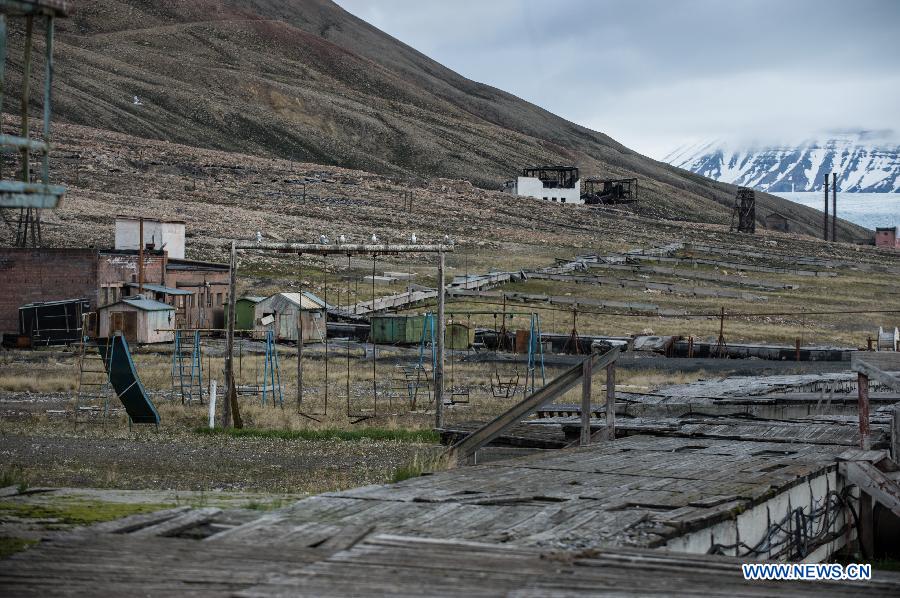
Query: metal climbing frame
524 313 546 396
171 329 203 404
74 325 113 423
261 329 284 407
224 242 454 430
390 312 436 411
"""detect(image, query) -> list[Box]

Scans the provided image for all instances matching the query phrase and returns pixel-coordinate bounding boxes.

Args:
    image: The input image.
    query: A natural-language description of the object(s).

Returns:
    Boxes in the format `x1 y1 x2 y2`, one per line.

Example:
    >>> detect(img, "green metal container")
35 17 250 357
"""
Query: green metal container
230 296 264 331
445 322 473 350
371 314 428 345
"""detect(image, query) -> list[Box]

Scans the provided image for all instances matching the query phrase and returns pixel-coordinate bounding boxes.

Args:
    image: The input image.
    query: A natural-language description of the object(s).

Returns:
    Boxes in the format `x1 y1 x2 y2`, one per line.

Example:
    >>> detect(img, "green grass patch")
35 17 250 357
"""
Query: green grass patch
390 451 452 484
195 426 440 444
0 536 38 559
0 500 175 526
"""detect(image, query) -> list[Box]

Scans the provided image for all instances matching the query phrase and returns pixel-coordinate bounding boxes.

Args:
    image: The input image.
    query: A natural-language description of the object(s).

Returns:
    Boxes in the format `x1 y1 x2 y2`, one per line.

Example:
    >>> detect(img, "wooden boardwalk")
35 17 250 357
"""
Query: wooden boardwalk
5 531 900 596
210 436 847 551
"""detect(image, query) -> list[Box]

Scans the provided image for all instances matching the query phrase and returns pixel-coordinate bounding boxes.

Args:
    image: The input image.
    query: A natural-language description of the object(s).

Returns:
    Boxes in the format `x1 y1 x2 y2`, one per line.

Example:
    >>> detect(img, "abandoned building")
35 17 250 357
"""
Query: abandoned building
581 178 638 204
876 226 900 249
504 166 582 204
254 292 327 343
0 219 229 338
114 215 186 259
764 211 790 232
97 295 175 344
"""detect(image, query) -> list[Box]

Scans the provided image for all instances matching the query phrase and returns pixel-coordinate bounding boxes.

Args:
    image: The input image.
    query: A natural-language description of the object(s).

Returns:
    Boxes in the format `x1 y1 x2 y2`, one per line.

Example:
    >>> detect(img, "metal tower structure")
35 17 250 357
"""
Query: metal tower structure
0 1 69 247
729 187 756 234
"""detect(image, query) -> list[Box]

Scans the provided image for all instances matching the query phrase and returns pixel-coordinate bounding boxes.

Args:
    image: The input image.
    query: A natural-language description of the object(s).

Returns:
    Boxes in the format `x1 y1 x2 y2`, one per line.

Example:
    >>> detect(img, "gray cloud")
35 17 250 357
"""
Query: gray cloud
334 0 900 158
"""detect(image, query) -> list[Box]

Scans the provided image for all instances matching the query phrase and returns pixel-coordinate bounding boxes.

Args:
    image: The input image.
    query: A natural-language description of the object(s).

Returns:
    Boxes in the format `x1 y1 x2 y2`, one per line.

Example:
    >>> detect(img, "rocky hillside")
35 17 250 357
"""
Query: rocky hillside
1 0 870 239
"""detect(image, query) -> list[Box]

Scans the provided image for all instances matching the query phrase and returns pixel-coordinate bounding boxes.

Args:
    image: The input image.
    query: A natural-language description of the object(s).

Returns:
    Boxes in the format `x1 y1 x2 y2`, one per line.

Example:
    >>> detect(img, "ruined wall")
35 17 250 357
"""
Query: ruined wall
0 249 99 336
165 264 229 329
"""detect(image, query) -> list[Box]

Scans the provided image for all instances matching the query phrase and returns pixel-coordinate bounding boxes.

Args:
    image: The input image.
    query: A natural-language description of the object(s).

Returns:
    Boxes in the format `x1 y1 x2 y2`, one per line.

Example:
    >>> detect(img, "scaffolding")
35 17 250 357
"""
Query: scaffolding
0 1 69 246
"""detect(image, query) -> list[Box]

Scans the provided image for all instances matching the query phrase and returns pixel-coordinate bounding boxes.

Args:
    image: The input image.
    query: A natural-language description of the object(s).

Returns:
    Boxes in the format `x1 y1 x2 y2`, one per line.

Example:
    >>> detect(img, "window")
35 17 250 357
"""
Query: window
561 198 566 203
217 293 223 306
207 291 212 308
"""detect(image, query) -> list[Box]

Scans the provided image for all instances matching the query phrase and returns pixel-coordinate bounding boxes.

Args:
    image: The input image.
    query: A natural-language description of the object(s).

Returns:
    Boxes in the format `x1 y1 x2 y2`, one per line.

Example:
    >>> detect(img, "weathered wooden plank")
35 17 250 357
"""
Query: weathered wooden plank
89 506 192 534
129 507 222 538
839 461 900 517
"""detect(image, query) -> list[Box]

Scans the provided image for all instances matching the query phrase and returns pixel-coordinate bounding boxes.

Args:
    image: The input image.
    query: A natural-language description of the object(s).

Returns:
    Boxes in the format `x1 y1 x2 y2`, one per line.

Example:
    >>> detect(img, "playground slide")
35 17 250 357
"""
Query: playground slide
97 333 161 426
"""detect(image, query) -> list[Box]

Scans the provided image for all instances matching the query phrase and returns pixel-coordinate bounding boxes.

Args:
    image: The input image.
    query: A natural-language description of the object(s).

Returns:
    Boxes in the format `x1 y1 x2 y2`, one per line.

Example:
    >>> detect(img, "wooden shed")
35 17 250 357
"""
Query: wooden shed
764 212 790 232
254 292 326 343
98 296 175 344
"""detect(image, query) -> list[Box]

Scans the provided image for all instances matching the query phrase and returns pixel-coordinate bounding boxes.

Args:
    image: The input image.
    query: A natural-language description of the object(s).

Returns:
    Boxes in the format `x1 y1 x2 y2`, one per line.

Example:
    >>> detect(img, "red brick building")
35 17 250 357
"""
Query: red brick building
875 227 899 249
0 248 228 337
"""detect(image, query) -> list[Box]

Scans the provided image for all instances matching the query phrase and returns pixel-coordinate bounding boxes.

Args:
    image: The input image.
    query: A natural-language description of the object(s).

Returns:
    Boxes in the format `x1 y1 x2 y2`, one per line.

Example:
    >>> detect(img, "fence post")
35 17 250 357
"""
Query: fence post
208 379 217 429
580 358 592 446
606 362 616 441
858 372 870 450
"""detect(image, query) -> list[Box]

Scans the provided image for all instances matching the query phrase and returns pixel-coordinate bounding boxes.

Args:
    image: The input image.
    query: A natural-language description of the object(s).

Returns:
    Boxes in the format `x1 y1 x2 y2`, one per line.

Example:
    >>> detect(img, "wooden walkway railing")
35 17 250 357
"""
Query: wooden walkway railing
445 347 619 464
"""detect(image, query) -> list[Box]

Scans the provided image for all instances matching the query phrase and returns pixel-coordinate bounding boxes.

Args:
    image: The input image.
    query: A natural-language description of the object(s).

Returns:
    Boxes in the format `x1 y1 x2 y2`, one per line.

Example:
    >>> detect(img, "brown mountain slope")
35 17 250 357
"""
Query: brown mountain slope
4 0 867 240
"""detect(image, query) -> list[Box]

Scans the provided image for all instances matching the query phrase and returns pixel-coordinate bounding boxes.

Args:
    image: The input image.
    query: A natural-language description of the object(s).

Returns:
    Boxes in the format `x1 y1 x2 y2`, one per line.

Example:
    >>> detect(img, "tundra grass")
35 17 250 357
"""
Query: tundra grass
195 426 439 443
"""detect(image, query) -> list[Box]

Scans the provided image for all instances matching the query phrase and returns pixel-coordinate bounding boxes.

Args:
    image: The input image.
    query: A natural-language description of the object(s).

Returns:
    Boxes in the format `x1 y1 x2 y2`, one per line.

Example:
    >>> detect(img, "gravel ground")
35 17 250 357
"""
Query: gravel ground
0 392 434 494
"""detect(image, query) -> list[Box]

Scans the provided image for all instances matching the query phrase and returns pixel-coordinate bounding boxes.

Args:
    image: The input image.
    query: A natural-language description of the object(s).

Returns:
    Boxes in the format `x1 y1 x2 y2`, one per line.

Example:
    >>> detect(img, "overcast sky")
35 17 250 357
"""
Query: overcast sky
334 0 900 159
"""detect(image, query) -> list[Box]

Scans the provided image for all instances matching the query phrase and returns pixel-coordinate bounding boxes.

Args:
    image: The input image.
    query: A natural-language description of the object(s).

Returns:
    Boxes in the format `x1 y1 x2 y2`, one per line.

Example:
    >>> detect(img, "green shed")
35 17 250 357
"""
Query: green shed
370 314 429 345
232 296 265 331
446 322 473 350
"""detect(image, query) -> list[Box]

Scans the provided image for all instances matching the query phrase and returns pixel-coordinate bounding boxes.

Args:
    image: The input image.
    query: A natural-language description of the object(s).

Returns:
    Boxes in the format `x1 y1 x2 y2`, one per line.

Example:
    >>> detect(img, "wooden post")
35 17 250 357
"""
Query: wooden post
222 242 237 428
435 251 445 428
296 315 304 410
716 306 725 358
580 357 592 446
831 172 837 242
606 362 616 441
823 175 829 241
892 404 900 462
795 338 801 362
859 492 874 559
688 336 694 358
858 372 870 450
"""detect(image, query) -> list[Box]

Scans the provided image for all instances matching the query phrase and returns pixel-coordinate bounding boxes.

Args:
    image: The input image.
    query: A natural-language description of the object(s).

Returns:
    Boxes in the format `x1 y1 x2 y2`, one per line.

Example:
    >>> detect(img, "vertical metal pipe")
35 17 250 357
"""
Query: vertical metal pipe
41 16 53 184
823 176 829 241
579 357 592 446
831 172 837 242
435 251 445 428
857 372 870 450
0 15 8 129
20 16 32 182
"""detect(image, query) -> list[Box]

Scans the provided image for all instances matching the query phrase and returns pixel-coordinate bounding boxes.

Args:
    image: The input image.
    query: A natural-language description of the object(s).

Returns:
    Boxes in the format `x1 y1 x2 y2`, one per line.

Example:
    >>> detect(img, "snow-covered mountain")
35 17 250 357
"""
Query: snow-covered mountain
664 131 900 193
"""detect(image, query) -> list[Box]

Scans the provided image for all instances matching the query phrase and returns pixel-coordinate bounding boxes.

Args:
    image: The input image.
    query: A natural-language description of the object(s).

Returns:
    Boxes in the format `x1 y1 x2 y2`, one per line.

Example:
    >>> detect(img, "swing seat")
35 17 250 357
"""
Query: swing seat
490 369 520 399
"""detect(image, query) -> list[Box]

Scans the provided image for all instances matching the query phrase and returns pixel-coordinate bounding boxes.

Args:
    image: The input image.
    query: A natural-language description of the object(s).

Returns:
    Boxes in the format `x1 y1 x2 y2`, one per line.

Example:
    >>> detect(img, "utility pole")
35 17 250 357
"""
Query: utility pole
222 241 242 428
435 251 445 428
138 217 144 295
823 176 829 241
